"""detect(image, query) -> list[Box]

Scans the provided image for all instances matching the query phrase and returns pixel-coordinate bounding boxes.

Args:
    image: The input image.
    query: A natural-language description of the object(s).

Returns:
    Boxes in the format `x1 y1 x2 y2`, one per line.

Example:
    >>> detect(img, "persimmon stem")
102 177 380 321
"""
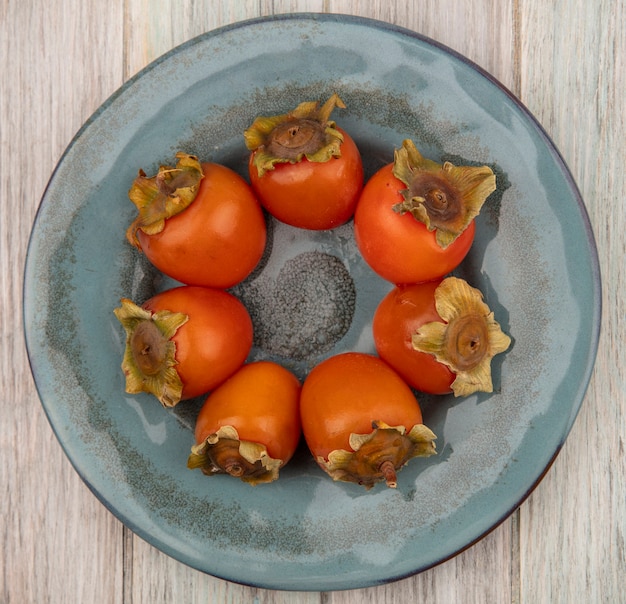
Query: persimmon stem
225 462 244 477
379 460 398 488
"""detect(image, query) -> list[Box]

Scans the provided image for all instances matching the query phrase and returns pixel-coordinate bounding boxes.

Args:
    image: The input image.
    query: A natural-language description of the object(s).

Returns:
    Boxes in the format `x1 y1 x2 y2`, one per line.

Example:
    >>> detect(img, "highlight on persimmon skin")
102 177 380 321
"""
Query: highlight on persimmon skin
299 352 436 489
188 361 302 485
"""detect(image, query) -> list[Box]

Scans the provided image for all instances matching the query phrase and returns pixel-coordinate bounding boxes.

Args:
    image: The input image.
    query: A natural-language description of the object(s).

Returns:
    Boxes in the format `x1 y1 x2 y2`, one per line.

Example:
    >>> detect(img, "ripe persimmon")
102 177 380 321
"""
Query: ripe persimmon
300 352 436 489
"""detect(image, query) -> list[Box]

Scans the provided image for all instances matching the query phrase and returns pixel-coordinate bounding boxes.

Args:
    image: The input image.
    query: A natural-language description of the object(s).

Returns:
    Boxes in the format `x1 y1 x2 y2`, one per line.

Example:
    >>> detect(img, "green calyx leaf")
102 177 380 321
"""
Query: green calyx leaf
411 277 511 396
244 93 346 177
126 152 204 249
392 139 496 248
113 298 189 407
187 426 283 486
318 420 437 490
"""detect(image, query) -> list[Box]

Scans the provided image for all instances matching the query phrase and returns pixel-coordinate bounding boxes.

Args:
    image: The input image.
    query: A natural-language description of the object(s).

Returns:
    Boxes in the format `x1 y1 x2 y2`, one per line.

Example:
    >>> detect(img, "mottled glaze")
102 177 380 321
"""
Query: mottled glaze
23 14 600 591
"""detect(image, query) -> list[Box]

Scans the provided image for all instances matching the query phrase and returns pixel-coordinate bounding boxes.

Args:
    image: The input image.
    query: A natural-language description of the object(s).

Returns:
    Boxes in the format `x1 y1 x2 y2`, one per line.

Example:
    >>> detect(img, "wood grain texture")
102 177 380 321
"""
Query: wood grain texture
2 0 623 602
1 2 127 603
517 1 626 603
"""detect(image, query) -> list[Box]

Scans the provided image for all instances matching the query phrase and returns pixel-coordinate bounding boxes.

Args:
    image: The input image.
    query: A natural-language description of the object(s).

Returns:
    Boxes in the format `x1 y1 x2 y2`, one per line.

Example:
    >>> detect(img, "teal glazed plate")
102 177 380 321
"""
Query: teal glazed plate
24 14 601 591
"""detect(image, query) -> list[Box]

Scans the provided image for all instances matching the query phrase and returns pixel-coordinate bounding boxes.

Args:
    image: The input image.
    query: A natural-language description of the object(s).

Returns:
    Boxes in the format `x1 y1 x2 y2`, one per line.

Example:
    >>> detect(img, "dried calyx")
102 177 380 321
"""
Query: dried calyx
113 298 188 407
187 426 283 486
317 421 437 490
412 277 511 396
126 152 204 249
392 139 496 248
244 93 346 177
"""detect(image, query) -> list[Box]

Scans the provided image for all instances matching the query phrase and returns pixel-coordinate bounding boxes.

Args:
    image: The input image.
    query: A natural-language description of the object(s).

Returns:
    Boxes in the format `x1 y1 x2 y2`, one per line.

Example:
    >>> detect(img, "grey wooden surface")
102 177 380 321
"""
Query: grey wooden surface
2 1 624 602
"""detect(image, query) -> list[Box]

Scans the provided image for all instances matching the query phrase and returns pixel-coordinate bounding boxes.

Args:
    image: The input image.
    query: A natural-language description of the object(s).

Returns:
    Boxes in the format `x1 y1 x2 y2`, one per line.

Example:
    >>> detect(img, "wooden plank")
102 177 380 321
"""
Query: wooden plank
327 0 517 92
124 0 265 79
1 1 126 603
325 521 515 604
127 539 322 603
517 1 626 602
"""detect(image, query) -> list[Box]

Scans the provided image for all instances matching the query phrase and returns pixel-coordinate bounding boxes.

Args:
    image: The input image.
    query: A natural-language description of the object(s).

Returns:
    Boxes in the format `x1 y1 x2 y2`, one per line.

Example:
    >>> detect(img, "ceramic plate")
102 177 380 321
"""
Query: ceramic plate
23 14 601 591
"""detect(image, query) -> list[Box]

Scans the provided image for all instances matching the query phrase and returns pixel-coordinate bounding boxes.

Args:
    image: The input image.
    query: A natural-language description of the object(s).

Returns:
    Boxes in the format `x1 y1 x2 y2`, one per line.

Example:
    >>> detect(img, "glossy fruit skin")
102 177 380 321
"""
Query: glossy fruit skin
248 127 364 230
194 361 302 463
373 281 455 395
299 352 424 461
137 163 266 289
142 286 253 399
354 163 475 285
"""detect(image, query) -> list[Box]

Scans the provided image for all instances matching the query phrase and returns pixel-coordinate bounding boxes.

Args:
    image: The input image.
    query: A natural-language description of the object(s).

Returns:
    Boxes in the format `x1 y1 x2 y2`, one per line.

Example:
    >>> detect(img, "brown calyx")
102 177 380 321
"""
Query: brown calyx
125 152 204 249
411 276 512 397
445 313 490 372
243 93 346 177
129 320 168 376
410 173 463 224
197 437 266 479
319 421 437 490
344 427 412 488
187 426 283 485
265 118 326 160
113 298 188 407
391 140 496 248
